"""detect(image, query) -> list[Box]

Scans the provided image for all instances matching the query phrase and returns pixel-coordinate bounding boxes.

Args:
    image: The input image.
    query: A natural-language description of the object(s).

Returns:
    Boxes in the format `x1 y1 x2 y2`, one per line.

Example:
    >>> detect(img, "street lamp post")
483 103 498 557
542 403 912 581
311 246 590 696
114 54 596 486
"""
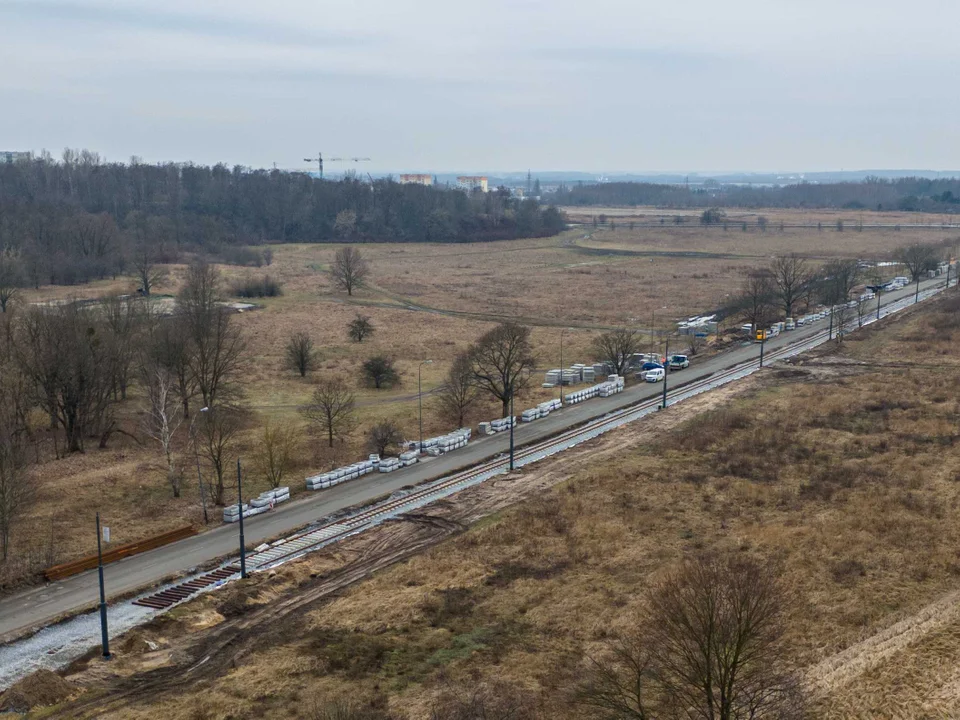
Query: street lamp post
95 512 110 659
759 329 766 368
559 329 567 405
661 338 669 409
237 458 247 579
508 385 515 471
418 360 433 451
876 289 882 321
190 407 210 525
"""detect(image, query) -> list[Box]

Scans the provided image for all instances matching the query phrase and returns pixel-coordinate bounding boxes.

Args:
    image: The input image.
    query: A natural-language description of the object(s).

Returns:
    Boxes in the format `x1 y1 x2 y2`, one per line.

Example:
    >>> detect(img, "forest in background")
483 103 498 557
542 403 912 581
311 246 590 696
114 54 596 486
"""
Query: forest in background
554 176 960 211
0 151 565 286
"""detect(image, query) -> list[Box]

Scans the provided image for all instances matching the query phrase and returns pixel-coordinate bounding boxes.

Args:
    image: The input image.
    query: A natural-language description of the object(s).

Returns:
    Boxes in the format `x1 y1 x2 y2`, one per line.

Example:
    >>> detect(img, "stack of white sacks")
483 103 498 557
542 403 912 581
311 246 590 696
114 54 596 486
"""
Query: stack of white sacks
304 428 474 490
479 416 518 435
419 428 471 457
566 374 624 404
522 398 562 422
223 486 290 523
306 458 378 491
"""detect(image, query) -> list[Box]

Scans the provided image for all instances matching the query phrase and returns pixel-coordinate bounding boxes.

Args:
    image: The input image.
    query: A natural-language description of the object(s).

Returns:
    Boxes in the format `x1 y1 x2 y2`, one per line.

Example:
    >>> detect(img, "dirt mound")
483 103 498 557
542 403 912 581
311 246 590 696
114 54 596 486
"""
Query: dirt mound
0 669 75 712
119 630 160 655
215 584 261 618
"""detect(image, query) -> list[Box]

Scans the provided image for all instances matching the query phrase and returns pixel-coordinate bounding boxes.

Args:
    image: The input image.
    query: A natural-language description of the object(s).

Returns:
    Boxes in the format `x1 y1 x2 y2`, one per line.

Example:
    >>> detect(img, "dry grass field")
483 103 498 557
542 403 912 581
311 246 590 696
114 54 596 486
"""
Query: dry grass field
31 286 960 718
5 209 956 592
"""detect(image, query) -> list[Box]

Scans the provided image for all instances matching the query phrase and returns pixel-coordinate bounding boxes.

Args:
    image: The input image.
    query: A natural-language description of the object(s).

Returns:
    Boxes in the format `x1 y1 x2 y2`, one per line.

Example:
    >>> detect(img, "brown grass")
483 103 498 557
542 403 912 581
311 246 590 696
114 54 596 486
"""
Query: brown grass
8 213 958 590
42 288 960 719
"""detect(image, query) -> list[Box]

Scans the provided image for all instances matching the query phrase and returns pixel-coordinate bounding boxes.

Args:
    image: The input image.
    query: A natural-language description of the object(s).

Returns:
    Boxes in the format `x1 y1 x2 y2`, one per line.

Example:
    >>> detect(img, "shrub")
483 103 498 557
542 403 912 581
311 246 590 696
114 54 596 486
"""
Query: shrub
230 275 283 298
830 558 866 586
362 355 400 389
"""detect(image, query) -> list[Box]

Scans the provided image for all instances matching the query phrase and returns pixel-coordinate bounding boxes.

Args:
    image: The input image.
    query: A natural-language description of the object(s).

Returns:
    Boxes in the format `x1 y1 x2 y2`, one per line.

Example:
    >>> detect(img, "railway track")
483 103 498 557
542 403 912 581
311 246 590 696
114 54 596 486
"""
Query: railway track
132 279 950 610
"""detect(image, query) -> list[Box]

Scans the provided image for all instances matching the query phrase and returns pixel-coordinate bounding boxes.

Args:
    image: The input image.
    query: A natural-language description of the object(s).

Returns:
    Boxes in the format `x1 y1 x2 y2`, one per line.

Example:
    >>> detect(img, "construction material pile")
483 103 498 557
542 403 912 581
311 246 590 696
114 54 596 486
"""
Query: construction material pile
306 459 377 491
417 428 471 456
522 398 562 422
223 486 290 523
566 374 625 404
478 416 518 435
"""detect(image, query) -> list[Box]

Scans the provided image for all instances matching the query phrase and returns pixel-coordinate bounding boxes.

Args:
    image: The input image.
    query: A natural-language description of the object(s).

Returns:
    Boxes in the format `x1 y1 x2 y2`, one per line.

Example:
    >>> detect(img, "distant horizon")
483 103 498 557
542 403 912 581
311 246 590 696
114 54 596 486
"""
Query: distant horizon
7 150 960 181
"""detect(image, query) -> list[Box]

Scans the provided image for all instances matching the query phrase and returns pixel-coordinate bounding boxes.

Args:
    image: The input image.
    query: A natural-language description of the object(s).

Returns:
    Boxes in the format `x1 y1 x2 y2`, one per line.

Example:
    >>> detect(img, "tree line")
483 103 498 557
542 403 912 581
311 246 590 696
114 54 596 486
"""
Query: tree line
0 150 566 288
726 242 947 334
554 177 960 212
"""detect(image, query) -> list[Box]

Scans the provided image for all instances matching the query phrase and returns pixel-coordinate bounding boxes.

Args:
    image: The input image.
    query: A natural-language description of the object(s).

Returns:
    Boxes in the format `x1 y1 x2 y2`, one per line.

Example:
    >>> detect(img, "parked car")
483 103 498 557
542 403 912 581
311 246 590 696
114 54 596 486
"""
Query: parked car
644 367 665 383
668 354 689 370
785 318 796 330
640 361 663 372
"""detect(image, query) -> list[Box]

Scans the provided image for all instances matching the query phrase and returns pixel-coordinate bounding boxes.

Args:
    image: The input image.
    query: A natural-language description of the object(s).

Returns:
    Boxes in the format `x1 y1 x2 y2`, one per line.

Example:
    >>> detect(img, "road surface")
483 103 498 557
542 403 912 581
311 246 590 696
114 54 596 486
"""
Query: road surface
0 277 948 643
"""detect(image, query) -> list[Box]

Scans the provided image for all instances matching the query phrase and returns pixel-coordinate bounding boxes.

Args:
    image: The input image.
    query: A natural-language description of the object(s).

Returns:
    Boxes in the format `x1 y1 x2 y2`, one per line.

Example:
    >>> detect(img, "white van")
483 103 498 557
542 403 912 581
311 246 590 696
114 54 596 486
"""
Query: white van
644 367 665 383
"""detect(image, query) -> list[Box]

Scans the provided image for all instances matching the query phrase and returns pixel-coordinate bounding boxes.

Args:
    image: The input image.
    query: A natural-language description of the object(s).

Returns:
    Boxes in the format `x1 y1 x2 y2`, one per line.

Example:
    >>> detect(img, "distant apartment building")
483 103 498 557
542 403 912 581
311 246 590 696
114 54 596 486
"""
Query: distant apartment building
457 175 488 193
1 151 31 164
400 174 433 186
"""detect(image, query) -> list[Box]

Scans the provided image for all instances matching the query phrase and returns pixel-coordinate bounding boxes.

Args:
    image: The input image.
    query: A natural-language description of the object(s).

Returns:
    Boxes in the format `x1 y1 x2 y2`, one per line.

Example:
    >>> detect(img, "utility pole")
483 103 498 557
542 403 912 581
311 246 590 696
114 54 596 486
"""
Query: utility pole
876 289 882 321
559 329 567 405
828 307 834 340
418 360 432 450
508 386 515 472
237 459 247 579
758 329 766 368
95 513 111 660
660 338 669 409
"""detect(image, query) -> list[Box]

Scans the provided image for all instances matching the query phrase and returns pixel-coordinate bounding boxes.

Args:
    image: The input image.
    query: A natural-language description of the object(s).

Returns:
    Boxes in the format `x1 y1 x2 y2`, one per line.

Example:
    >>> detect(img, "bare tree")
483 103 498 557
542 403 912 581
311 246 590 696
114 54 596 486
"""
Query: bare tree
17 304 116 452
435 354 480 428
593 328 641 377
469 323 536 418
141 367 184 497
0 247 24 313
347 314 375 343
855 295 870 328
646 554 801 720
362 355 401 389
733 270 777 334
770 255 811 319
0 376 32 560
579 555 802 720
102 295 149 400
367 419 404 457
178 261 247 408
818 258 860 307
895 243 941 282
199 407 242 506
254 420 297 489
756 216 769 232
144 316 198 418
131 243 167 296
577 629 655 719
331 247 369 296
302 378 357 448
429 679 535 720
285 332 318 377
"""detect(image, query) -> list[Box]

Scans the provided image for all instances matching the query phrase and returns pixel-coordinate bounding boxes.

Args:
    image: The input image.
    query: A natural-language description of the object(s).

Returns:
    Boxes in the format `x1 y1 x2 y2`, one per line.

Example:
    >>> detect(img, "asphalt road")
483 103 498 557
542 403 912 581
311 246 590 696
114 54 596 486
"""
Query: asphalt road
0 278 947 643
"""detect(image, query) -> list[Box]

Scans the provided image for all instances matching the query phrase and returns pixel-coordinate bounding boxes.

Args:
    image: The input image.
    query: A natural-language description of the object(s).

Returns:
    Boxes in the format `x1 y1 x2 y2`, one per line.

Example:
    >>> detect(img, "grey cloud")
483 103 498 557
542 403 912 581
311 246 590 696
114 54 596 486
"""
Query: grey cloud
0 0 373 48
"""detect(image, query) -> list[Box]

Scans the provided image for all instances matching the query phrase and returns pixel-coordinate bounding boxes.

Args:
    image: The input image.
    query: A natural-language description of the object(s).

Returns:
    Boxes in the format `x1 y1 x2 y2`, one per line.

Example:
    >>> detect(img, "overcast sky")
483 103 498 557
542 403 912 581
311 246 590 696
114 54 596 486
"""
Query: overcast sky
2 0 958 173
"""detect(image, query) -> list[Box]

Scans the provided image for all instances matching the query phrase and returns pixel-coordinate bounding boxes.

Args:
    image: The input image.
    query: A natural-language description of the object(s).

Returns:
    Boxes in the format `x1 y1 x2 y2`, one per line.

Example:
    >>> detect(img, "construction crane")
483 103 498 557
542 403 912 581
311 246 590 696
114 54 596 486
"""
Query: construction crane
302 152 371 179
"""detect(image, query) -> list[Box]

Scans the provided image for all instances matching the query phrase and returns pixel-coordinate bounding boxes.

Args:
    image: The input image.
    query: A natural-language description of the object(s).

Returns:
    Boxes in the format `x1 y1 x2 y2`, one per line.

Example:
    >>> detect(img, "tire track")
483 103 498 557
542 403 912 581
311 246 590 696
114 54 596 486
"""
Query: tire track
806 588 960 698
